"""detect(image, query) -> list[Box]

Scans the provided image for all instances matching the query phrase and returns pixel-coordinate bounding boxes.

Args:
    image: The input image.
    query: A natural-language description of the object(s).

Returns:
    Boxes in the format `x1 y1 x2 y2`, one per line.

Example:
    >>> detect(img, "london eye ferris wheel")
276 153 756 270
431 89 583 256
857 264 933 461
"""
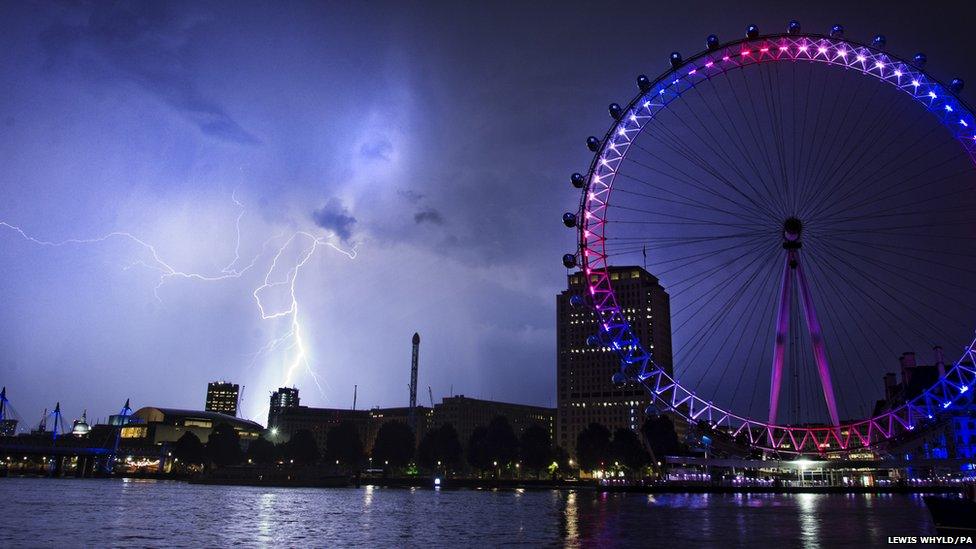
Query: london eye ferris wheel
563 22 976 455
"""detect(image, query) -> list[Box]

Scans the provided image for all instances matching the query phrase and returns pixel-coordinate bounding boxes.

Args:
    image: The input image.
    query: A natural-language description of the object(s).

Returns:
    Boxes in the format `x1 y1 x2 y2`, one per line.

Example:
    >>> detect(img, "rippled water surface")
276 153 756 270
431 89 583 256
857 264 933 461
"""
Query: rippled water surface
0 478 939 547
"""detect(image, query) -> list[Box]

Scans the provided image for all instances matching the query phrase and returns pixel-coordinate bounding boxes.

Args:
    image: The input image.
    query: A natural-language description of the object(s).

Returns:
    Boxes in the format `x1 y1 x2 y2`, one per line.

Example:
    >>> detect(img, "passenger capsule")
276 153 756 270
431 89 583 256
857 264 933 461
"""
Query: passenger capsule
571 172 585 188
787 20 800 35
705 34 720 50
829 24 844 37
637 74 651 92
586 136 601 152
669 51 683 69
746 24 759 39
872 34 886 49
608 103 623 120
569 294 585 309
950 78 965 93
914 53 927 67
562 212 577 228
562 253 577 269
586 334 602 347
611 372 627 386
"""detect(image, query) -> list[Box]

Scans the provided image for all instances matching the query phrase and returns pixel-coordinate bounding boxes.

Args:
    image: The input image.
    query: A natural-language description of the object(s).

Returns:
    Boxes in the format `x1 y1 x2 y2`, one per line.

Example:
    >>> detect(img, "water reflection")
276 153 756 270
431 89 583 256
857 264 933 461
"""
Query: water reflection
0 479 937 547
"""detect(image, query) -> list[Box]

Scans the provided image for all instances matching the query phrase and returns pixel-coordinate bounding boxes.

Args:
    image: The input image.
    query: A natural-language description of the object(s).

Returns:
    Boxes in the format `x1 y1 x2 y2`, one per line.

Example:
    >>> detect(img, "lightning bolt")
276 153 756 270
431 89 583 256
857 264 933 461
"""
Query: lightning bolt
0 196 357 400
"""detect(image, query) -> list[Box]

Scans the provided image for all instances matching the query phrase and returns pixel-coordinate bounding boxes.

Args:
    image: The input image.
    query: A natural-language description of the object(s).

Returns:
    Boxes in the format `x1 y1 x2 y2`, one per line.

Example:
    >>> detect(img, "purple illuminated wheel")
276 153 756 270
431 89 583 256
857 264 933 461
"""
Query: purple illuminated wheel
566 23 976 455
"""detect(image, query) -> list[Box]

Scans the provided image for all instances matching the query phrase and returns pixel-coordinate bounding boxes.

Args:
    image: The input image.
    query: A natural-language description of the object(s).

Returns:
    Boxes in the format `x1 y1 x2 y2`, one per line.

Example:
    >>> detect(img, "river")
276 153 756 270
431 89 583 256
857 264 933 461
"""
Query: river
0 478 939 547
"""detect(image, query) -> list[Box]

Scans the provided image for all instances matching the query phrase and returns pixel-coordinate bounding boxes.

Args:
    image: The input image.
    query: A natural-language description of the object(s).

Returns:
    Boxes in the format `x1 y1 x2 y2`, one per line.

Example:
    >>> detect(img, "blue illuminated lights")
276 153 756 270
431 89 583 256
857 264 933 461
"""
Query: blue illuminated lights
577 30 976 455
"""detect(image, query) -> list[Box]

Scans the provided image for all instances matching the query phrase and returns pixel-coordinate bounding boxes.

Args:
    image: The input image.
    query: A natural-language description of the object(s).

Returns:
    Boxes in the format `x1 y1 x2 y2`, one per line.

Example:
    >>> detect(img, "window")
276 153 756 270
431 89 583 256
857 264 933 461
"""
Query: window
183 419 213 429
121 426 147 439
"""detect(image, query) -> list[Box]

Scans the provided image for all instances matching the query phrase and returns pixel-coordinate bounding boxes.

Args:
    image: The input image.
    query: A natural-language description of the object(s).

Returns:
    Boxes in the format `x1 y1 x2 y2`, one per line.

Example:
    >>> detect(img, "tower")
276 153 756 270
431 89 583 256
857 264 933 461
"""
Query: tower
409 332 420 429
268 387 300 429
556 266 673 457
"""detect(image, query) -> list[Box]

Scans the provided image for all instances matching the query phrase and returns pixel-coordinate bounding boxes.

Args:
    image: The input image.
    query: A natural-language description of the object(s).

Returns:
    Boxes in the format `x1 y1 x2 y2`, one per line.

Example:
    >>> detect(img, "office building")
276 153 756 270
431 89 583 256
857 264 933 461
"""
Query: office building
268 387 301 428
430 395 554 449
556 266 673 457
205 382 240 417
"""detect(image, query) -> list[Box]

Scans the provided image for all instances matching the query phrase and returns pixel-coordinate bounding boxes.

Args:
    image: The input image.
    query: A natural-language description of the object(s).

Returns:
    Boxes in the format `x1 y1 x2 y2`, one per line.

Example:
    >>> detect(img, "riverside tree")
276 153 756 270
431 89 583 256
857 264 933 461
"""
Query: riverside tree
576 423 612 473
371 420 415 468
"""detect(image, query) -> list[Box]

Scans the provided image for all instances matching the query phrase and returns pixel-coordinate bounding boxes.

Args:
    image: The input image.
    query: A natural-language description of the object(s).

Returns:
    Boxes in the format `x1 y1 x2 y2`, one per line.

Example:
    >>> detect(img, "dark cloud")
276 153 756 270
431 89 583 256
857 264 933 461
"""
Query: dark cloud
312 198 357 241
414 208 444 225
397 189 425 204
360 139 393 161
39 3 259 144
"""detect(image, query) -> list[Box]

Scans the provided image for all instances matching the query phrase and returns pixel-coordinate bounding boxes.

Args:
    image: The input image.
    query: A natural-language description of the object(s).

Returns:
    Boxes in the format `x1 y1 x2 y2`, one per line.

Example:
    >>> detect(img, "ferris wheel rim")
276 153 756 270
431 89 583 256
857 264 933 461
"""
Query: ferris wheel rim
574 30 976 455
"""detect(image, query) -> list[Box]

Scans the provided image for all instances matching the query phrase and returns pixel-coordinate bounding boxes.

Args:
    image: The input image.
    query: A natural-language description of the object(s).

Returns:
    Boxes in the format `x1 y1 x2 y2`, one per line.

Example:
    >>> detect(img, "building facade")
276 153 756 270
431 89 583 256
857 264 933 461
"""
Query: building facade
271 405 432 455
875 349 976 461
556 266 673 457
205 382 240 417
430 395 555 449
120 407 262 445
268 387 301 428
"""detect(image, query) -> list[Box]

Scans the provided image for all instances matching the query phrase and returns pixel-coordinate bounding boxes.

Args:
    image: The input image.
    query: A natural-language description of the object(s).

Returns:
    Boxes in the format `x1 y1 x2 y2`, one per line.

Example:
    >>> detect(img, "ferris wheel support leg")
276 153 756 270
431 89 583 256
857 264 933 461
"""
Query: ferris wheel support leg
769 253 793 425
794 255 841 426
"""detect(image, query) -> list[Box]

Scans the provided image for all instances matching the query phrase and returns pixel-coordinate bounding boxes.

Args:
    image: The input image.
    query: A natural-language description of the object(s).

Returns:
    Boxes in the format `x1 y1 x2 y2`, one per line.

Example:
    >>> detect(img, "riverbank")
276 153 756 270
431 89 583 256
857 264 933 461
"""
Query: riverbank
2 473 969 495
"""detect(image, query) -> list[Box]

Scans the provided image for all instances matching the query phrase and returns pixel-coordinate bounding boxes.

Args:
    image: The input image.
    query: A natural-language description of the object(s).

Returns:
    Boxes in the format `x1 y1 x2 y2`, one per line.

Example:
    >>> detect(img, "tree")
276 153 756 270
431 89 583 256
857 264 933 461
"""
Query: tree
325 421 364 469
519 424 552 474
207 423 244 467
576 423 612 473
552 445 571 476
467 426 492 472
640 414 684 461
611 428 650 473
247 437 278 464
371 421 415 468
419 423 463 471
285 429 320 465
484 416 519 468
172 431 204 468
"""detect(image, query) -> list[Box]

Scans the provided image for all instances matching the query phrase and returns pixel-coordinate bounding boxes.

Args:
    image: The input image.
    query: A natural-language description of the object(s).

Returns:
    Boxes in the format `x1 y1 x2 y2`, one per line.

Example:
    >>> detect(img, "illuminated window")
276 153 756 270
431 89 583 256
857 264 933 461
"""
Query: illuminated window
121 426 147 439
183 419 213 429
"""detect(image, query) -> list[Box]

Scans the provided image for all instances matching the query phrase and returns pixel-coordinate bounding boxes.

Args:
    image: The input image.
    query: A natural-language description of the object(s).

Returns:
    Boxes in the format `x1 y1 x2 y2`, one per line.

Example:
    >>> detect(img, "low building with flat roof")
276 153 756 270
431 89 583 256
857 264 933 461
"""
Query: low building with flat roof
121 407 262 445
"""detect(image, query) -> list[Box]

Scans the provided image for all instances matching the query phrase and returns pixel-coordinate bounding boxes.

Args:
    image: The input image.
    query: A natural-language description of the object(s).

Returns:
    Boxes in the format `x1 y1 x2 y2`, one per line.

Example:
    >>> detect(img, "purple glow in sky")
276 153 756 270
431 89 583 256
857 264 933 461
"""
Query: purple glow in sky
1 1 974 427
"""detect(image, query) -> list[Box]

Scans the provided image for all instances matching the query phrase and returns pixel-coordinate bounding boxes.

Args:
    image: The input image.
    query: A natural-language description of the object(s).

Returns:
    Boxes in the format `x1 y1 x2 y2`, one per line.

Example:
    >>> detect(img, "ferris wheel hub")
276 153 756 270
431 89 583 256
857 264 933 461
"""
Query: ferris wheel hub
782 217 803 249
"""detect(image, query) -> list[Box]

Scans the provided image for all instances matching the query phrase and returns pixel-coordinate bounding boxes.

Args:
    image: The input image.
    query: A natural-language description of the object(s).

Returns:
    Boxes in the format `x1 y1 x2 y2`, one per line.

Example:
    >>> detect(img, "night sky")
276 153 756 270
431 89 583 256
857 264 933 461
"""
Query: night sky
2 1 975 427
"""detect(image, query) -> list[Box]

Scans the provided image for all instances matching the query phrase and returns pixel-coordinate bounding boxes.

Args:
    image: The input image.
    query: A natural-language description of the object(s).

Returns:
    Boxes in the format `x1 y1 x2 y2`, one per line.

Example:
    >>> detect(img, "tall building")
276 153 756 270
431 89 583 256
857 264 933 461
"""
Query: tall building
205 382 240 417
268 387 300 428
430 395 555 450
556 266 673 457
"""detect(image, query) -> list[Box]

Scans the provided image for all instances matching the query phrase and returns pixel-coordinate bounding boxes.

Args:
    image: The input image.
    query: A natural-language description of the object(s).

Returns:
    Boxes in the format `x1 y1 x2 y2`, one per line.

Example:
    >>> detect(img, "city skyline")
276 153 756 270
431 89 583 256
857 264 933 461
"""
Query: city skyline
3 1 976 430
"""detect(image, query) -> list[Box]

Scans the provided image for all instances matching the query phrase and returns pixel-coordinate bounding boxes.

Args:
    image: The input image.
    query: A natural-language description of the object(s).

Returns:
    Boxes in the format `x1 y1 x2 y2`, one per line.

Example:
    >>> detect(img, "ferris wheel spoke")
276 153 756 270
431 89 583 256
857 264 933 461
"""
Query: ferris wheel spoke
815 162 973 223
640 117 783 221
612 184 772 226
802 259 871 417
718 68 790 213
694 254 781 400
674 245 777 355
810 243 960 344
825 237 976 296
622 148 772 220
805 244 924 352
668 241 774 304
679 252 780 399
687 80 785 216
804 124 951 220
790 66 850 215
799 86 906 219
814 180 975 225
